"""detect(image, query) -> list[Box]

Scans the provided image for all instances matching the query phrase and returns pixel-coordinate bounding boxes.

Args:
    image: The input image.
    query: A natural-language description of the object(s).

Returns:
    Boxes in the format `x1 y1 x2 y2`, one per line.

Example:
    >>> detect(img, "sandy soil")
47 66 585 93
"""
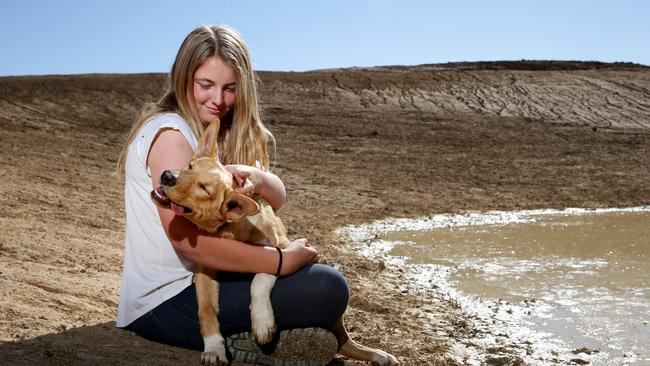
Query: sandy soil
1 61 649 365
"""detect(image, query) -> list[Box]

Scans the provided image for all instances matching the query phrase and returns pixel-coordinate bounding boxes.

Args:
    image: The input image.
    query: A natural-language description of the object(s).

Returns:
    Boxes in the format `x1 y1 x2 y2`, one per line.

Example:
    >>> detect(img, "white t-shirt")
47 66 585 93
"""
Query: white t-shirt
116 113 198 327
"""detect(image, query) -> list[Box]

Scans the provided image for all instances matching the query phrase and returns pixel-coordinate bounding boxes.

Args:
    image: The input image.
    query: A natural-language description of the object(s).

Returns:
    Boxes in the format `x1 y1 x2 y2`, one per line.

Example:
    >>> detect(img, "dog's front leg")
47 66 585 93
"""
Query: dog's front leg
196 266 228 365
250 273 278 344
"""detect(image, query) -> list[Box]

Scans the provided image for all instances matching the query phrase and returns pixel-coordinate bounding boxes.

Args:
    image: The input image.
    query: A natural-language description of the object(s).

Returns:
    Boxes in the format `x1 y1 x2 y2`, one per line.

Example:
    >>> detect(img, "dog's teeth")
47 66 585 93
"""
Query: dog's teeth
152 186 171 206
155 186 166 197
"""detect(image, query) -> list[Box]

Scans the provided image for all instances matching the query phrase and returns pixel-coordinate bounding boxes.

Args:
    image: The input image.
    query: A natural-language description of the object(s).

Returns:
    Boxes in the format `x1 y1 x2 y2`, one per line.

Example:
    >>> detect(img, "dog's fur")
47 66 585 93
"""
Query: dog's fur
152 119 398 366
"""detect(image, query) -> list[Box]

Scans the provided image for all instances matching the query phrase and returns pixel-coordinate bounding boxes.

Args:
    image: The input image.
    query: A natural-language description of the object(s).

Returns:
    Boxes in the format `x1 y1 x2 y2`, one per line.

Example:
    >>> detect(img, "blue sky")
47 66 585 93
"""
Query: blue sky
1 0 648 76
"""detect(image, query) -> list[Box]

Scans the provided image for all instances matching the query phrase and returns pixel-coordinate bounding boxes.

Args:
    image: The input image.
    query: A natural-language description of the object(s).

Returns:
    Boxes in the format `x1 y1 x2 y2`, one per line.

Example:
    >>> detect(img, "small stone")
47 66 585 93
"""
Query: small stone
572 348 599 355
570 358 589 365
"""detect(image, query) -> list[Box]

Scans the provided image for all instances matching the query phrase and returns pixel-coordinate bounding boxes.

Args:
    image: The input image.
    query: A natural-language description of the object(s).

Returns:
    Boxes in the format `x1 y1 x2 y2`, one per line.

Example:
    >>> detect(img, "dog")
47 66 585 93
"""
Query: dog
151 119 398 366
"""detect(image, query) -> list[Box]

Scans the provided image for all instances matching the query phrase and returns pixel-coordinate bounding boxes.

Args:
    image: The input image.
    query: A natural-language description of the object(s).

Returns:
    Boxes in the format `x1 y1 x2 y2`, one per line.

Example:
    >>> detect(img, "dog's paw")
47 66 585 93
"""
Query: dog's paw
250 302 276 344
201 335 228 366
201 351 228 366
251 313 277 344
371 350 399 366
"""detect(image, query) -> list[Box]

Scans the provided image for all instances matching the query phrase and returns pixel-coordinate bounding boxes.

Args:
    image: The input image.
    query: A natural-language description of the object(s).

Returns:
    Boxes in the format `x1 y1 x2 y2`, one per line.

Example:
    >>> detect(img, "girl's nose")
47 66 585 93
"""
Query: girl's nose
211 90 224 106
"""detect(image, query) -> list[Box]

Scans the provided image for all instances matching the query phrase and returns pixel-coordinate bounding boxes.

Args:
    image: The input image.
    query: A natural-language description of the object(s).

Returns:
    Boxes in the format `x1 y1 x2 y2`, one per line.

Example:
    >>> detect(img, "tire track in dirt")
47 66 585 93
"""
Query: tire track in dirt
262 64 650 129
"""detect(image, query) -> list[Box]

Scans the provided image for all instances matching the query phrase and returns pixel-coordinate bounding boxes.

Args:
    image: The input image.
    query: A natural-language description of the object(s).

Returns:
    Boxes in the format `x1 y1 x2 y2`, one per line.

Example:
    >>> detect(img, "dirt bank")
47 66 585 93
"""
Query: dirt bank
1 61 649 365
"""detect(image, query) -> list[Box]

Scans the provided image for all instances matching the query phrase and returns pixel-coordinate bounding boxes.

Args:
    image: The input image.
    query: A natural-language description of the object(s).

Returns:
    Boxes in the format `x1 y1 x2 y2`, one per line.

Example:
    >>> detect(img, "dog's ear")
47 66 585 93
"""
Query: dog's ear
194 118 221 160
222 191 260 223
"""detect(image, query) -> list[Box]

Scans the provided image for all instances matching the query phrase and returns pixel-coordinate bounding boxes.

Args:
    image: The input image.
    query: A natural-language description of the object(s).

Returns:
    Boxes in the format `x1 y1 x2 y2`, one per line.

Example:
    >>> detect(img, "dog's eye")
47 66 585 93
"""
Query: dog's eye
188 163 193 170
199 183 209 195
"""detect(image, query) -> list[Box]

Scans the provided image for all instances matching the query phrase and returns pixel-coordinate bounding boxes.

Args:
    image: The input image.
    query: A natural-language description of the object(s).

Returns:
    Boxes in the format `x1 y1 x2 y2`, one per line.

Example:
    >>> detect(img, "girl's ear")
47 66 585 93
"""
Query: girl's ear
193 118 221 160
221 191 260 223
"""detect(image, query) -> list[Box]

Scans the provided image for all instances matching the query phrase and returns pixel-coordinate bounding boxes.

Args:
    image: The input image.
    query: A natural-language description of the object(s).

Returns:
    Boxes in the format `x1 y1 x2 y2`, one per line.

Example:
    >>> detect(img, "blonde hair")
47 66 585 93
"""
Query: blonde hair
116 25 272 177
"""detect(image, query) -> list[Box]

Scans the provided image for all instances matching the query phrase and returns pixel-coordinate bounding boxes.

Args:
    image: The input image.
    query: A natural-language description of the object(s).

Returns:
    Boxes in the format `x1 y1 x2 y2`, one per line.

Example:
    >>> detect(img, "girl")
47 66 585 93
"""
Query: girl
116 25 349 365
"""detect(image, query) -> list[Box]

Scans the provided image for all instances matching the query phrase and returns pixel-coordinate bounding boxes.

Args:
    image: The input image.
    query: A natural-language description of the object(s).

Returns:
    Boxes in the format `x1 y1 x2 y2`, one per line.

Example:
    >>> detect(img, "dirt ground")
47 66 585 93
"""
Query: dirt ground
1 61 649 365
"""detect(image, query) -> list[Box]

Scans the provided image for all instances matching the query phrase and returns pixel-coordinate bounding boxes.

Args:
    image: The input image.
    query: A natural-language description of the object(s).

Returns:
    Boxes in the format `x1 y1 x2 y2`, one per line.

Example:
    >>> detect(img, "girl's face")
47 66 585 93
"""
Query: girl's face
192 56 237 126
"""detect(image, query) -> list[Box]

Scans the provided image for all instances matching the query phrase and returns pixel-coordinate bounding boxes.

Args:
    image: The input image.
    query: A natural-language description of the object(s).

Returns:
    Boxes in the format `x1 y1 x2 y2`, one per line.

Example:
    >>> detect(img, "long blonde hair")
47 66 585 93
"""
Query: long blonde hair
116 25 272 177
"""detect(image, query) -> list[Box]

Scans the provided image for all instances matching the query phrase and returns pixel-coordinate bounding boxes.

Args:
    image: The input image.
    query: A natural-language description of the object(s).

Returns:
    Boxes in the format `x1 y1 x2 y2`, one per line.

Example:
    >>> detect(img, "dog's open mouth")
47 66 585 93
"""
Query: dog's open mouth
151 186 192 215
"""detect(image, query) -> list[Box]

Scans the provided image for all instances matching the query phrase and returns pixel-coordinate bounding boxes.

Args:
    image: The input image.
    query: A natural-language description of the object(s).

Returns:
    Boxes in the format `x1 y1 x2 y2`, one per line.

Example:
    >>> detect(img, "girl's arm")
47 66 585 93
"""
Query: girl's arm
226 165 286 211
148 128 316 275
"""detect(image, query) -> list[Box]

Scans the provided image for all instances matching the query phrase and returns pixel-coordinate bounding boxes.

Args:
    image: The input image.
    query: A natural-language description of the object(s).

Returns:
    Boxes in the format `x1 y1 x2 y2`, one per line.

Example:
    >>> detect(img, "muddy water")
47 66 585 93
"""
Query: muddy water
338 207 650 365
385 209 650 365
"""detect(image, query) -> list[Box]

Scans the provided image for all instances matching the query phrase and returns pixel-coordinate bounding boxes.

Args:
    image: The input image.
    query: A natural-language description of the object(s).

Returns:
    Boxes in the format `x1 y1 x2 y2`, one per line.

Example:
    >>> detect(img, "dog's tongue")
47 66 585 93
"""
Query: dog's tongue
170 202 186 216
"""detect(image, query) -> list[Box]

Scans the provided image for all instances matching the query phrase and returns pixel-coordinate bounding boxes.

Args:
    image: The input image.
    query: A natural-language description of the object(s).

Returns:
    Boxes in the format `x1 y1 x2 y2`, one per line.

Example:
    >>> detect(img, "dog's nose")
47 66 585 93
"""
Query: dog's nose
160 170 177 186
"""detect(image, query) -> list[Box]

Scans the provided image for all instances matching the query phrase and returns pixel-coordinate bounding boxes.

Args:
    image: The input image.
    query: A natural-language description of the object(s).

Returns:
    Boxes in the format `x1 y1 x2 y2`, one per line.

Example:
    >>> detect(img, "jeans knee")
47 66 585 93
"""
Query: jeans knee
325 266 350 304
310 264 350 316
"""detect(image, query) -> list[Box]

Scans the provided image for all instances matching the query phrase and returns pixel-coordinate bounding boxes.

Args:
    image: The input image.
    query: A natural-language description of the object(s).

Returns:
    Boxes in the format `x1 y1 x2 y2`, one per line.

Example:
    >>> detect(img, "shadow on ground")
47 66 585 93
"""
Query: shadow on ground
1 322 197 366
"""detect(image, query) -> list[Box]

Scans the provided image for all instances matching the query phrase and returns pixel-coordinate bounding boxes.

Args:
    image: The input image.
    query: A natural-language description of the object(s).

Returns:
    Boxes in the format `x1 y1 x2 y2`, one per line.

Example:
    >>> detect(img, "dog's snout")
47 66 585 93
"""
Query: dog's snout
161 170 177 186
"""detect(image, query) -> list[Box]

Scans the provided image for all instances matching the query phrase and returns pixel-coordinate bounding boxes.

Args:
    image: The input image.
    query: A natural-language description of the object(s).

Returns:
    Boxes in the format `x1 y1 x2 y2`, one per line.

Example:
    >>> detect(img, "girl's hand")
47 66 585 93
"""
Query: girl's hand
225 164 263 196
224 164 286 212
280 238 319 275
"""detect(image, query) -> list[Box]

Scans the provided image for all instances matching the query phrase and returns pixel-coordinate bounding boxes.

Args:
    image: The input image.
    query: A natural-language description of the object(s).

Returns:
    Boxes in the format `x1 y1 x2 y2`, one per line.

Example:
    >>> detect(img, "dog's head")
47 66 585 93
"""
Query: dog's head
151 119 260 233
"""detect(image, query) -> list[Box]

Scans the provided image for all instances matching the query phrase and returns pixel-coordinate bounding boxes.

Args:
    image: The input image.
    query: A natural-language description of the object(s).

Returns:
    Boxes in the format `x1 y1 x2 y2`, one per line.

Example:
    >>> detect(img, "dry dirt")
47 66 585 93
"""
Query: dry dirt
1 61 649 365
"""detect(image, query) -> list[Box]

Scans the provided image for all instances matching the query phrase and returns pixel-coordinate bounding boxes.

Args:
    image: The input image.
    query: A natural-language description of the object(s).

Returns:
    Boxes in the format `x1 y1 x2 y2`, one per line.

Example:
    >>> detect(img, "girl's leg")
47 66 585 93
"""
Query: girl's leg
125 264 349 351
219 263 350 335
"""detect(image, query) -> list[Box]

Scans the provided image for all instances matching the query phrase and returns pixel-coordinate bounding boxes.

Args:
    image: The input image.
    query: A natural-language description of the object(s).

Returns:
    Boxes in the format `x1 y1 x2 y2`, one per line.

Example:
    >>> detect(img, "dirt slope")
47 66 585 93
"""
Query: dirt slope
1 61 649 365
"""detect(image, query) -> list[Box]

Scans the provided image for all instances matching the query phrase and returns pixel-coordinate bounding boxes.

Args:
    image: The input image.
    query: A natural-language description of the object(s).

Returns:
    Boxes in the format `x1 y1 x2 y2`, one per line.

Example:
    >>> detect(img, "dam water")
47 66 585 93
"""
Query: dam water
338 207 650 365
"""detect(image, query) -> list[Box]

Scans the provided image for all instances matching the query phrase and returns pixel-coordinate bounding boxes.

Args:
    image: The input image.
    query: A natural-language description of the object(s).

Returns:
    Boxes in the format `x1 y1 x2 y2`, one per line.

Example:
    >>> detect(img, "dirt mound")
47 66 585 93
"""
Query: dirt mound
261 62 650 129
395 60 649 71
1 61 649 365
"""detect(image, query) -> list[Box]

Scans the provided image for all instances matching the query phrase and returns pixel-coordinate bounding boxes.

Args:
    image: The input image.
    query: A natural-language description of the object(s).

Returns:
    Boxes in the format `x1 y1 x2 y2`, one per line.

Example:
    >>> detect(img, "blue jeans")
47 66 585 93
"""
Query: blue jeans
124 264 349 351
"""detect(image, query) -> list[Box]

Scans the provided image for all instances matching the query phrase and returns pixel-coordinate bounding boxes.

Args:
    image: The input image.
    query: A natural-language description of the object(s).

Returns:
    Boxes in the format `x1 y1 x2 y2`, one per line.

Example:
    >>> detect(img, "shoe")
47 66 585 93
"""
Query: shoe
226 327 338 366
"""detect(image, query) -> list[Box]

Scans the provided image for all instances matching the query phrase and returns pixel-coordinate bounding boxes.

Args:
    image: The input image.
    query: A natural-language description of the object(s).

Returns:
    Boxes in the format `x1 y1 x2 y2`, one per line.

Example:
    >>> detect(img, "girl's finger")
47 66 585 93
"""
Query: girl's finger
236 169 251 178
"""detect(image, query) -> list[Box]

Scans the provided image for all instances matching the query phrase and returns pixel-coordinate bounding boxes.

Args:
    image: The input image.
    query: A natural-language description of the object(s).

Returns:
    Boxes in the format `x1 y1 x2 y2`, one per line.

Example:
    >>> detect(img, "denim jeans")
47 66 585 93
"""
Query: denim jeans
124 264 350 351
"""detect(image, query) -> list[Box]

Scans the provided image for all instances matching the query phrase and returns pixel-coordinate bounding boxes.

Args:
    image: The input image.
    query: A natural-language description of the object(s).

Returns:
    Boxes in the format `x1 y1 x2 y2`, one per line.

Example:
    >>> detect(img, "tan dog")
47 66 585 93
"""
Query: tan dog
151 119 398 366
